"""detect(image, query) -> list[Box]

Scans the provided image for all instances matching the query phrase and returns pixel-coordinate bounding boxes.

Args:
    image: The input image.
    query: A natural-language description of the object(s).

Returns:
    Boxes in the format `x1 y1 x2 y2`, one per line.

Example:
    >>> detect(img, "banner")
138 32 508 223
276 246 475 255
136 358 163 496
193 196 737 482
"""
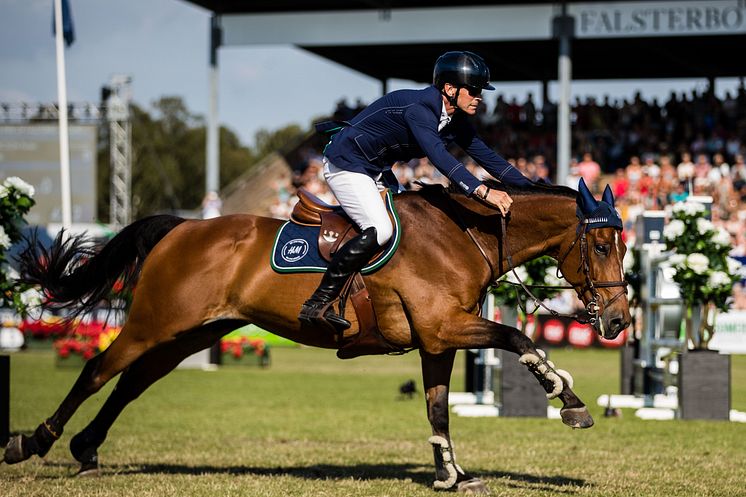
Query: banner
52 0 75 47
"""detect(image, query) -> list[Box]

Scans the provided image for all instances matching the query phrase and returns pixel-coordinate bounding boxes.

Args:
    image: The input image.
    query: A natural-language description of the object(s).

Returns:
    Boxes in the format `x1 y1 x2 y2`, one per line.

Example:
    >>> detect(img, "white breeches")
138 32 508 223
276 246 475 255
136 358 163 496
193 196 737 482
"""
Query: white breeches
323 157 394 246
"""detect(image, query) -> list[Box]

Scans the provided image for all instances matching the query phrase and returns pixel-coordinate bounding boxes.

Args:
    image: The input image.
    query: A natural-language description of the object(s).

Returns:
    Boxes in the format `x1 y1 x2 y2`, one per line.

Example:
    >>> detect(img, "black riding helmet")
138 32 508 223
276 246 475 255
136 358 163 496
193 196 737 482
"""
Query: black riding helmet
433 51 496 101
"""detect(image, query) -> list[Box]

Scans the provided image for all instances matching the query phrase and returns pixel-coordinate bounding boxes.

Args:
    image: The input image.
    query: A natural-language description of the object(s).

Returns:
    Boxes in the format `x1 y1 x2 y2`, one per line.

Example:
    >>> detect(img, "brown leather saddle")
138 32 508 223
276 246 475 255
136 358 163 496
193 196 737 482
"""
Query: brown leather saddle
290 189 404 359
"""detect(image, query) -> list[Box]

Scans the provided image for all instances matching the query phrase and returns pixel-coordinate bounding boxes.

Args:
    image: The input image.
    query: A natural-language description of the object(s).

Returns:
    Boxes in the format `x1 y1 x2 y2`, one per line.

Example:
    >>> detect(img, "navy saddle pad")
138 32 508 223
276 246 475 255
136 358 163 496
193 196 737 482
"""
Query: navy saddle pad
270 191 401 274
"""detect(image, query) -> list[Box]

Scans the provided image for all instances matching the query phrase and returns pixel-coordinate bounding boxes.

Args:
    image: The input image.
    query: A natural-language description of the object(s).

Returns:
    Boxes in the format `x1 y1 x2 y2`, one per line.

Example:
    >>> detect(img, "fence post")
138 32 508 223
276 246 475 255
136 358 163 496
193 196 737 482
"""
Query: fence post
0 355 9 446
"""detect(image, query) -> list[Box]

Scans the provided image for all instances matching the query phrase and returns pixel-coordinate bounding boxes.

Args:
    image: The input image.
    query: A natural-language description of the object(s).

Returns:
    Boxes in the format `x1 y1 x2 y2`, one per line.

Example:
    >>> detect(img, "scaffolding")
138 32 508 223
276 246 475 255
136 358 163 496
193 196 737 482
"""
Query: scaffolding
104 75 132 231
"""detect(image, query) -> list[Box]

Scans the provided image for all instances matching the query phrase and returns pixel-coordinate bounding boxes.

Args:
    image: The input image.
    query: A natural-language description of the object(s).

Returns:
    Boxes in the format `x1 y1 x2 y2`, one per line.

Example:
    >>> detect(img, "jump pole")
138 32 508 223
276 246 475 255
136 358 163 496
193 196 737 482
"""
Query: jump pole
0 355 9 446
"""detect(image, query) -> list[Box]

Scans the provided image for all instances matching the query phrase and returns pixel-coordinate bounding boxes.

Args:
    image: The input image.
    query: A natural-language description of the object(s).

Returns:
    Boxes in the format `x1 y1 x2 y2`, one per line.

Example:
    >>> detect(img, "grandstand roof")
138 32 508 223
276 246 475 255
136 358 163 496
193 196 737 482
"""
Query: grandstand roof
183 0 746 83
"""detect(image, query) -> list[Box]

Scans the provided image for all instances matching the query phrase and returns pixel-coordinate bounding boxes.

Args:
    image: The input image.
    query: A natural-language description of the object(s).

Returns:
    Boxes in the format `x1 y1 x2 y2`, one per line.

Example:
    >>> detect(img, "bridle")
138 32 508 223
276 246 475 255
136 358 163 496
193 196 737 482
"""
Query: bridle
506 216 628 325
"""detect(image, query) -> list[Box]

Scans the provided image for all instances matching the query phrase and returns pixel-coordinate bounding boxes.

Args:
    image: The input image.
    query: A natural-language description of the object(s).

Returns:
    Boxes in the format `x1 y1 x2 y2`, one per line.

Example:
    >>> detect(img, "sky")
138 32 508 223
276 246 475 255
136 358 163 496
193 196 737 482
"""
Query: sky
1 0 744 149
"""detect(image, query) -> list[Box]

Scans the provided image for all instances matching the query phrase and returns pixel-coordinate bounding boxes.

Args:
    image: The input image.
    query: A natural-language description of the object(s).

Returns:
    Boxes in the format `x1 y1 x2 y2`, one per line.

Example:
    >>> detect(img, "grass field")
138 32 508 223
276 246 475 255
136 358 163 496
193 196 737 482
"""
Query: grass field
2 347 745 496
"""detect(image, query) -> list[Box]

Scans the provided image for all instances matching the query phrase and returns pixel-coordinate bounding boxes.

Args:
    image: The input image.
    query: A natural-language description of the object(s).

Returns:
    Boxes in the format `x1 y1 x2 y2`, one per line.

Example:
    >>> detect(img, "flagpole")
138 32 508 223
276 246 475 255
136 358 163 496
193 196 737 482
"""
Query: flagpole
54 0 72 230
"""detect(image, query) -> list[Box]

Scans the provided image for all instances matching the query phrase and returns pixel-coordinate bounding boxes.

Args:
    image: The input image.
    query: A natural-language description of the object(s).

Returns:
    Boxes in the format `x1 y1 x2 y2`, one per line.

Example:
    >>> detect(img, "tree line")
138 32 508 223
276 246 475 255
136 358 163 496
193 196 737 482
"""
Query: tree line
97 96 304 220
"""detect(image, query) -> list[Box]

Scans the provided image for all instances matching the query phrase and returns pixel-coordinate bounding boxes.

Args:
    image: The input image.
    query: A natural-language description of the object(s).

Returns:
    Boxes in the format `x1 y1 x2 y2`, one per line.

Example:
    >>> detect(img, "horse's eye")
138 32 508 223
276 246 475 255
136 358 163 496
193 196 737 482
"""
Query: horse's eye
594 244 609 255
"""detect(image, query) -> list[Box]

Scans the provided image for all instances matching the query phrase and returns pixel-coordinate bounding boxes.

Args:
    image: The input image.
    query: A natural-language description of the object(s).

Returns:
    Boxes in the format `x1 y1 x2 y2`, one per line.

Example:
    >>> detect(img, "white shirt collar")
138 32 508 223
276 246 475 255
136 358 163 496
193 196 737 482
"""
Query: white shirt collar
438 101 451 132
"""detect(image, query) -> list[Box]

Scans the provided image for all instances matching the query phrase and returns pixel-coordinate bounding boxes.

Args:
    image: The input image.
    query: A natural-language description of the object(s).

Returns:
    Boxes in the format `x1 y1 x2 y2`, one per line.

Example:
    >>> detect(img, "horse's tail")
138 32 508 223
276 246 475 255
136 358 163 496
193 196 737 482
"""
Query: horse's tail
18 215 186 317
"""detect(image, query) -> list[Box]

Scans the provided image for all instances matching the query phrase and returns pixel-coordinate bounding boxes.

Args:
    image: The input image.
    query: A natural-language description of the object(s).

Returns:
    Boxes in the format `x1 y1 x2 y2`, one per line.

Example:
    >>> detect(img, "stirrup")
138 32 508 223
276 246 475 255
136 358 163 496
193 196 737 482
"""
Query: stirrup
298 301 351 332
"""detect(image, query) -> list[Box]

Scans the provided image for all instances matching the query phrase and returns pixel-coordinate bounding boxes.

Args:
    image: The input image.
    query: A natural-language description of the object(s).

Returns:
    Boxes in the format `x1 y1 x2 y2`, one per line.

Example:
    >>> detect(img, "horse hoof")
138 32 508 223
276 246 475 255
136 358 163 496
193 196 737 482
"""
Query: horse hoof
76 461 100 477
457 478 490 494
560 406 594 429
3 435 29 464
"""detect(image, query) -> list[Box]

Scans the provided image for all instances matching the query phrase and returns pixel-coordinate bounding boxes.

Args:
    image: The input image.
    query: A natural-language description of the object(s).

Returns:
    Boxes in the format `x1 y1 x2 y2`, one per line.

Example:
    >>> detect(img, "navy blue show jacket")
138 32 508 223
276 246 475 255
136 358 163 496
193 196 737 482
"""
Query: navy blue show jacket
323 85 531 195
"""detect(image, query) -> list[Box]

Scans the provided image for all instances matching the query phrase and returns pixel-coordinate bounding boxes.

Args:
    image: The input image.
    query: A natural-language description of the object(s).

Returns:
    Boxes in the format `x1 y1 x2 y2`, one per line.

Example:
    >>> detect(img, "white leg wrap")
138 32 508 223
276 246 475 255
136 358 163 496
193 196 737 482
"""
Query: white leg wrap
519 350 565 399
519 352 541 366
428 435 458 489
545 371 563 399
556 369 574 389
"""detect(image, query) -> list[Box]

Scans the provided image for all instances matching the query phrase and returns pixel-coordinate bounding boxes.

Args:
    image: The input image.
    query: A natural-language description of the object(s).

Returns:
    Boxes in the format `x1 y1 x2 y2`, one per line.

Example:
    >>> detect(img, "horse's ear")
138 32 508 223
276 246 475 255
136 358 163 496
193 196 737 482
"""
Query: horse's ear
601 184 615 208
576 177 598 215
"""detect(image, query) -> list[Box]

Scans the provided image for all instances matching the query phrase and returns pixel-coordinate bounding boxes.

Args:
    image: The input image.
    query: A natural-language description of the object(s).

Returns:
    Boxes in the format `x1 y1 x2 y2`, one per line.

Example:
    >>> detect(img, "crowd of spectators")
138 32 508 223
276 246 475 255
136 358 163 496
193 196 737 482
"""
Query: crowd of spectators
267 84 746 308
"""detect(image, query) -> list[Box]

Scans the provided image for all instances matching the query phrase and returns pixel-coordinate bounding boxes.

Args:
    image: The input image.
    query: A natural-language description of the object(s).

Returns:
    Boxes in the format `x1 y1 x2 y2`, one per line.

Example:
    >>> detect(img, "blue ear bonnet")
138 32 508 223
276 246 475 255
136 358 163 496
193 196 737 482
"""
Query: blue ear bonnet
575 178 623 231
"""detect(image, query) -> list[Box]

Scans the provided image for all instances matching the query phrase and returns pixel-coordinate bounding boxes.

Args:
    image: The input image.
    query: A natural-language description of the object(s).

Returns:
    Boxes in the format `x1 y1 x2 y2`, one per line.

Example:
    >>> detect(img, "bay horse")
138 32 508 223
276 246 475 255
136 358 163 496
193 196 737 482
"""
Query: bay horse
4 179 630 493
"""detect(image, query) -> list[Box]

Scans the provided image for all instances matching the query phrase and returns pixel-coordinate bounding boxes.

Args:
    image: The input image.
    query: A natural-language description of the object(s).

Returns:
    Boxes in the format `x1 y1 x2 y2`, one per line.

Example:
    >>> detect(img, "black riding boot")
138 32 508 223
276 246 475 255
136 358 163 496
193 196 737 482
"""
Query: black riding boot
299 227 380 332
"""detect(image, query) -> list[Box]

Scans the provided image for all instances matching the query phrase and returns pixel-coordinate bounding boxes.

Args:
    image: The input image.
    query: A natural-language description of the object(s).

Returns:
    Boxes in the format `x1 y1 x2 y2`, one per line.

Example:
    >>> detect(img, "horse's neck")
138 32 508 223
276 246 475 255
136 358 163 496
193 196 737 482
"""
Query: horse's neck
505 194 577 266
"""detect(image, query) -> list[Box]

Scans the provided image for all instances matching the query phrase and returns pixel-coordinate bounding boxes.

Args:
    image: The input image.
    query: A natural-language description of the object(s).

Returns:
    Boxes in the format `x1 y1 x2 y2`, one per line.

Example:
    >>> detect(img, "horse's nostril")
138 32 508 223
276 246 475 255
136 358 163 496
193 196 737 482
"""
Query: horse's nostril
610 317 628 333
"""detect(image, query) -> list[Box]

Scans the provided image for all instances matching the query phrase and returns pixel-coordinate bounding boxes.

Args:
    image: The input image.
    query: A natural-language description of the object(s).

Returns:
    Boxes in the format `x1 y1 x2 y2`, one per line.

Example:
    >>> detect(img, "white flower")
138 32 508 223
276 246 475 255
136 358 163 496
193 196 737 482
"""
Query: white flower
708 271 732 289
663 219 685 240
669 254 686 267
0 225 11 249
1 263 19 280
696 218 714 235
0 184 8 199
711 227 732 247
685 253 710 274
19 288 42 307
673 201 705 216
726 257 743 275
4 176 35 197
504 266 528 283
545 266 564 287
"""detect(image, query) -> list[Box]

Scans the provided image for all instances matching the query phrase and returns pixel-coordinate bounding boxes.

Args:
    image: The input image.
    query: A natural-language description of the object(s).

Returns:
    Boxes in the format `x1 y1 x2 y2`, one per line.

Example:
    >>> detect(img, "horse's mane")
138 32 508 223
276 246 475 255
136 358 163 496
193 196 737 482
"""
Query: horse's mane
416 179 577 200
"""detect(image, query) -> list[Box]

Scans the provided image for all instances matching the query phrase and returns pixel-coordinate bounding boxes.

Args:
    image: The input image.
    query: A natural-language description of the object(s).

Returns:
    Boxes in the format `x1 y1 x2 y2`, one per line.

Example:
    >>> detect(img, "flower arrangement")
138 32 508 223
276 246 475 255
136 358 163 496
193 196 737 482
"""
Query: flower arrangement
220 336 266 359
0 176 37 315
491 256 563 331
54 322 121 361
662 200 743 349
20 313 72 340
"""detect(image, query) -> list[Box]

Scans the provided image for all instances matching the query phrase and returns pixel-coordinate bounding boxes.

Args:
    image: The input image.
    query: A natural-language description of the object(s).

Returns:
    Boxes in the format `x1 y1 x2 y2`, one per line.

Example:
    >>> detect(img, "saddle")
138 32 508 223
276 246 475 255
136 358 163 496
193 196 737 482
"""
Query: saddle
290 189 403 359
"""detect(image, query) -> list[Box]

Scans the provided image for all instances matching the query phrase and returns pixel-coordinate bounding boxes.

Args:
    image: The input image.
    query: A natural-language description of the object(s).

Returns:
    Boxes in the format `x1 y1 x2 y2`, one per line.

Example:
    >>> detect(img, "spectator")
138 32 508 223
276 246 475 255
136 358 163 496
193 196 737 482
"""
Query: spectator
577 152 601 192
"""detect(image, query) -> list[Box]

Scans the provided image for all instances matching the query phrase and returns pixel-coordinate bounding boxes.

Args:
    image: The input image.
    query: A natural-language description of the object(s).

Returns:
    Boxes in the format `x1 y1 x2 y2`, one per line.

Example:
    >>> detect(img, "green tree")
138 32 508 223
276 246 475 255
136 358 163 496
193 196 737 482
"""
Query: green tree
97 96 258 219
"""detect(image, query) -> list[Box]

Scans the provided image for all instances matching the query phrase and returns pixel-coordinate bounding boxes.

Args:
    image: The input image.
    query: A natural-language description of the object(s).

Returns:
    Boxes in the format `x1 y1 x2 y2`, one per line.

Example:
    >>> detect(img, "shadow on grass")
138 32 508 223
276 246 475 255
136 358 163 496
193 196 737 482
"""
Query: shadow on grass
80 462 589 492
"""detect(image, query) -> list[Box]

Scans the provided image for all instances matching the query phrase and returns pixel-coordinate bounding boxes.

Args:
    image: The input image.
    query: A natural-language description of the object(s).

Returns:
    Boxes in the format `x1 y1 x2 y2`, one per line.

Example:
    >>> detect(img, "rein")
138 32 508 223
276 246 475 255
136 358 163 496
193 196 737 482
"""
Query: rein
500 216 627 325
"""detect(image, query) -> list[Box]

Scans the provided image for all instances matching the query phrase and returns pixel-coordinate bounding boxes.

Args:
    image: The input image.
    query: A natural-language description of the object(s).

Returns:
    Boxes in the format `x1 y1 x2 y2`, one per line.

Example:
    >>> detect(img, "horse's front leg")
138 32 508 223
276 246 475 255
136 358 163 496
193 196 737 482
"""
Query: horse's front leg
434 314 594 429
419 349 489 494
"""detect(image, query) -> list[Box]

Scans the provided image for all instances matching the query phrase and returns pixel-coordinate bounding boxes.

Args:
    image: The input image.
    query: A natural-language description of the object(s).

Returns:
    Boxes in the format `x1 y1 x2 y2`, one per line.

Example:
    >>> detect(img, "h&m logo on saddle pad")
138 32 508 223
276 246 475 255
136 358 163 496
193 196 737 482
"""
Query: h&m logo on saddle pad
270 192 401 274
280 238 309 263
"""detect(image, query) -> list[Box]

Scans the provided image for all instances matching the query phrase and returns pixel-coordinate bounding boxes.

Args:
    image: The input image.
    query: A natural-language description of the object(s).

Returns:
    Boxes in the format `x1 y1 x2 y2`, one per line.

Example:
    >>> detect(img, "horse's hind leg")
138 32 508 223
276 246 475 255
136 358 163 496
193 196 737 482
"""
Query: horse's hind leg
3 324 160 465
420 349 489 494
68 321 241 475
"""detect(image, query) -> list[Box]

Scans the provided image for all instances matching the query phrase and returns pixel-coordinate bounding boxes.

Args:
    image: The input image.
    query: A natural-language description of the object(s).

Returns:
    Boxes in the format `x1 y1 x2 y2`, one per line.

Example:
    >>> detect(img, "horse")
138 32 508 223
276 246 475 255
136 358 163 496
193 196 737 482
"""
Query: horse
3 178 630 493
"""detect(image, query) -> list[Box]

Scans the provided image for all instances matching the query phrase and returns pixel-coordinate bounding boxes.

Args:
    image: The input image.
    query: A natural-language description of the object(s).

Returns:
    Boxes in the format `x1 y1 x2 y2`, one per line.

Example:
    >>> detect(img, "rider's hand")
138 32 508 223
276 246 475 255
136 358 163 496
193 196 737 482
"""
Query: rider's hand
475 185 513 216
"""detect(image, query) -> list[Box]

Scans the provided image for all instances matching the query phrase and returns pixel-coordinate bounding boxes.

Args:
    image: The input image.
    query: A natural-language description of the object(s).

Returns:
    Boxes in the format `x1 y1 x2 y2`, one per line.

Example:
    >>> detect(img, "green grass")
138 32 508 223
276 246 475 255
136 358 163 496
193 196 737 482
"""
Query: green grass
2 347 745 496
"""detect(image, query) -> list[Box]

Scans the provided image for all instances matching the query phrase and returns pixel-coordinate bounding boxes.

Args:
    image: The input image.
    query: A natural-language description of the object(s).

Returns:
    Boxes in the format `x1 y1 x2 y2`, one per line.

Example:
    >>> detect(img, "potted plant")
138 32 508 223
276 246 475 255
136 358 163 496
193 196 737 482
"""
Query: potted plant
662 200 743 419
0 177 37 313
492 256 564 335
0 177 38 352
490 256 563 417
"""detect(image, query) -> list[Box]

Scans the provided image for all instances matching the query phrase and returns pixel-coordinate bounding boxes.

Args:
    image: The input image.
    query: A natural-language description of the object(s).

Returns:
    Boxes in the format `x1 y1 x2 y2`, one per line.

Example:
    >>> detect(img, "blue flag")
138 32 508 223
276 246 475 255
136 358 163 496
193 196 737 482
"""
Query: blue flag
52 0 75 47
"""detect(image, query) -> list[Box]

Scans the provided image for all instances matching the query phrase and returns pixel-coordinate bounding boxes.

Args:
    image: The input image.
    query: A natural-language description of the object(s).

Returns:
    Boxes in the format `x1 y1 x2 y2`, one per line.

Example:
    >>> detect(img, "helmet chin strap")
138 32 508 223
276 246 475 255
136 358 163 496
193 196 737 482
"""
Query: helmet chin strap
441 86 460 109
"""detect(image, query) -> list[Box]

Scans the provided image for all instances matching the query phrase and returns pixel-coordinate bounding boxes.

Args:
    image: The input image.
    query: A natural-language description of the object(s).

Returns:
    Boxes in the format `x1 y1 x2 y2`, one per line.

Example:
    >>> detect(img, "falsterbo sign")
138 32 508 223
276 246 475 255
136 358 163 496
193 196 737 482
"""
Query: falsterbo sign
570 1 746 38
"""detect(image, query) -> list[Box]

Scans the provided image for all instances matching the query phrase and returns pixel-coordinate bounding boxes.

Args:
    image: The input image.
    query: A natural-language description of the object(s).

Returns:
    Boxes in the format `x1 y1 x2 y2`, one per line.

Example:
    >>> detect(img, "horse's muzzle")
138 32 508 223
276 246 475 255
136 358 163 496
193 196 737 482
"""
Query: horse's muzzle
597 312 630 340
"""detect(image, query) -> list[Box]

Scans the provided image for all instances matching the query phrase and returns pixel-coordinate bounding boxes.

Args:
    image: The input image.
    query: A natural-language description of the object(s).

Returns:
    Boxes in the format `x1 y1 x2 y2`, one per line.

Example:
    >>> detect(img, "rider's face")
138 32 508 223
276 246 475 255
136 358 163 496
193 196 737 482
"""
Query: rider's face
444 84 482 115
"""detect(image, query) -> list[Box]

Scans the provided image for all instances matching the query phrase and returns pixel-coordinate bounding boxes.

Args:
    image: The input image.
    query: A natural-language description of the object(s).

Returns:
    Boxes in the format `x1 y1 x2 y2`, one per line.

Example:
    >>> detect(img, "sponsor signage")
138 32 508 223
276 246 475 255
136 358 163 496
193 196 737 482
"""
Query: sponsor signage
571 1 746 38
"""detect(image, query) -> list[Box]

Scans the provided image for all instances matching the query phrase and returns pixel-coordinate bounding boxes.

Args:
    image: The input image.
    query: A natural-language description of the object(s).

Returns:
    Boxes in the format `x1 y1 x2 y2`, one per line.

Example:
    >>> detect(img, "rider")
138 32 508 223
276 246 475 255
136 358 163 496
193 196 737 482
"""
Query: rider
298 50 533 331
